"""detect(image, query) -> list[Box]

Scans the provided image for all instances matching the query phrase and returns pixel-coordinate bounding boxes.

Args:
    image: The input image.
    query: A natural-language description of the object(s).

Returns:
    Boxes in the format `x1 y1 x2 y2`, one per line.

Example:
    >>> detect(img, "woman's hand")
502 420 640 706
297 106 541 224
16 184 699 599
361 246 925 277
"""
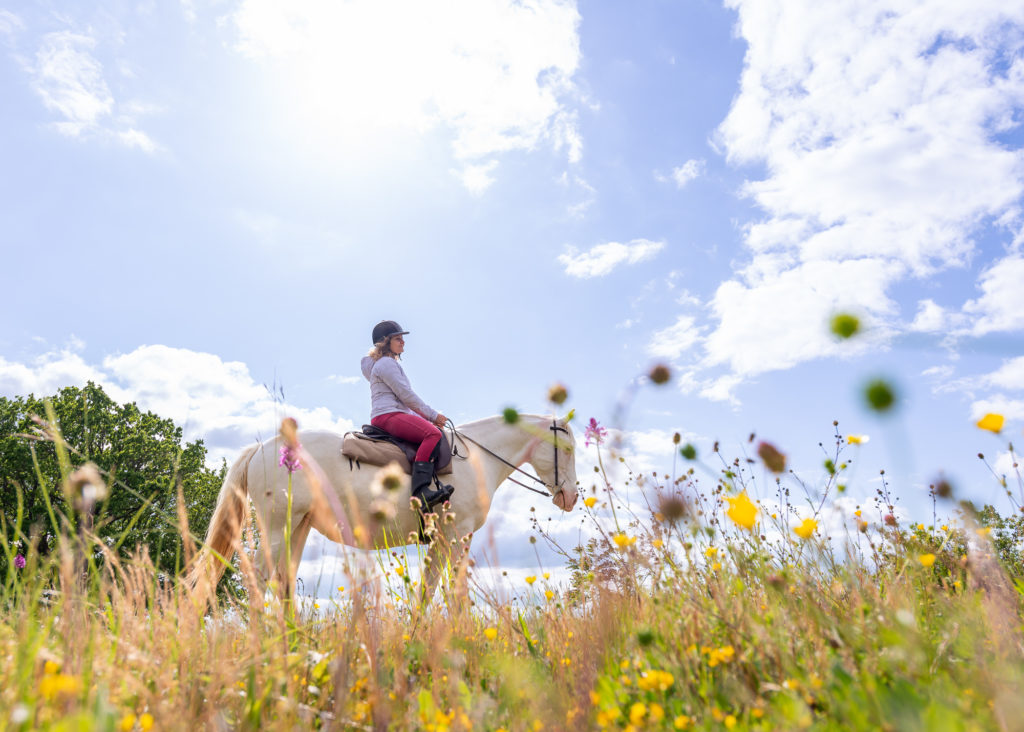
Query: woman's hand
435 413 448 428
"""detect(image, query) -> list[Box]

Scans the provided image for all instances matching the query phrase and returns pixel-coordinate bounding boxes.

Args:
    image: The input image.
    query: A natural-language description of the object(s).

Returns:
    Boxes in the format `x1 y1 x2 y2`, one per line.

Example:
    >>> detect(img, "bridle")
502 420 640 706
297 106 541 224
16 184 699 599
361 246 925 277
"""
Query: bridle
446 419 571 499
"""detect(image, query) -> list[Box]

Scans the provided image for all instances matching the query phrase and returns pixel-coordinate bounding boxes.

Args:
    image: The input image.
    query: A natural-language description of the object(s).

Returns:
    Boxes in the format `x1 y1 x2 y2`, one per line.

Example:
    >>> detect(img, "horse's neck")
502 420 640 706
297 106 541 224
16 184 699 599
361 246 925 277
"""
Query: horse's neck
461 415 546 487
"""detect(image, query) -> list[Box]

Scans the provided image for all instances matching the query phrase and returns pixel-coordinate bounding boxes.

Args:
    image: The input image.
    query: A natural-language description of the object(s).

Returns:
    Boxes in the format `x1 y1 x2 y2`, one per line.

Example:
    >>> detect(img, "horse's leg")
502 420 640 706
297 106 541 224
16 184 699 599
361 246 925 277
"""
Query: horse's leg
275 513 312 601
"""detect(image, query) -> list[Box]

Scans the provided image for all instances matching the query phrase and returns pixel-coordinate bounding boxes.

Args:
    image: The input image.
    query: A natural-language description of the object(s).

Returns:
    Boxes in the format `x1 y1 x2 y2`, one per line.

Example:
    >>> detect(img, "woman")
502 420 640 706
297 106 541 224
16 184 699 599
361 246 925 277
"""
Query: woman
360 320 454 512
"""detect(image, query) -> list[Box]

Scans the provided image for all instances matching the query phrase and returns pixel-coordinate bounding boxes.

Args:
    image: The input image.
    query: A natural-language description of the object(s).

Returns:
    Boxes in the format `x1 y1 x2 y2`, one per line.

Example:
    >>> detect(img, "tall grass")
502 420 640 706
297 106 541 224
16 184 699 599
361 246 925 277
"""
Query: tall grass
2 413 1023 731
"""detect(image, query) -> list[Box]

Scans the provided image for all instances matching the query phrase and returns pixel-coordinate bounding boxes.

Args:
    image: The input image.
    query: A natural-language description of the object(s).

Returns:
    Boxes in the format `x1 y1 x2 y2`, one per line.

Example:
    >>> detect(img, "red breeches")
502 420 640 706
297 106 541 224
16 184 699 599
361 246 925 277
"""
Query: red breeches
371 412 441 462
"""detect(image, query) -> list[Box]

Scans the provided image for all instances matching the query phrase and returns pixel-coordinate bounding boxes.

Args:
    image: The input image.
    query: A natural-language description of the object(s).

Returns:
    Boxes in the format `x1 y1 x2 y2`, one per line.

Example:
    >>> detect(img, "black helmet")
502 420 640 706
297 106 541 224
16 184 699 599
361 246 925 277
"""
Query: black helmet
371 320 410 344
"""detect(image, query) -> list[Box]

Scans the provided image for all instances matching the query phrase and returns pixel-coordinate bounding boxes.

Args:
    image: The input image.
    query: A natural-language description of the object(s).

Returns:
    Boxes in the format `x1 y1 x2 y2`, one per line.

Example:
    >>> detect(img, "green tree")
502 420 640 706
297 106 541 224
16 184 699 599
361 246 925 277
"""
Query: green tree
0 382 225 578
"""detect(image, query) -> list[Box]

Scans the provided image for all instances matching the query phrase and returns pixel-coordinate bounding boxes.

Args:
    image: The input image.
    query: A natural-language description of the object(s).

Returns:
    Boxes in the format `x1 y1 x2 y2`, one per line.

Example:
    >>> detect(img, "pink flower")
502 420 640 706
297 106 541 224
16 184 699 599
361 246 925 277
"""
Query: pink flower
279 445 302 473
584 418 607 447
14 554 26 570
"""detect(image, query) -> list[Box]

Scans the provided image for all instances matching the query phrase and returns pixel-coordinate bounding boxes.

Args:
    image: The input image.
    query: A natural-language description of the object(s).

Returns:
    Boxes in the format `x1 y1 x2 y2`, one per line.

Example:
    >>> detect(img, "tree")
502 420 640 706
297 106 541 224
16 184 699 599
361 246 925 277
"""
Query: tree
0 382 225 579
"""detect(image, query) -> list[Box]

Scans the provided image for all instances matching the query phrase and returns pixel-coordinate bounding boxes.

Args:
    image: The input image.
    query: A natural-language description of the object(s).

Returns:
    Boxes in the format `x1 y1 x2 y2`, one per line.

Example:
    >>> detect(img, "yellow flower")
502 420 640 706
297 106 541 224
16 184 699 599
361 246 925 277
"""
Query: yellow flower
752 708 765 719
649 704 665 722
919 553 936 567
725 715 737 729
854 509 861 517
917 523 925 531
39 673 82 701
846 434 869 445
119 714 137 732
43 660 60 675
612 533 636 549
337 586 345 593
976 527 992 537
584 496 597 508
543 572 550 580
139 713 155 731
976 413 1005 433
725 491 758 530
705 546 718 558
653 538 664 548
545 590 554 601
674 715 691 729
630 703 647 724
484 627 498 641
793 518 818 540
525 575 536 585
395 565 405 577
711 562 722 571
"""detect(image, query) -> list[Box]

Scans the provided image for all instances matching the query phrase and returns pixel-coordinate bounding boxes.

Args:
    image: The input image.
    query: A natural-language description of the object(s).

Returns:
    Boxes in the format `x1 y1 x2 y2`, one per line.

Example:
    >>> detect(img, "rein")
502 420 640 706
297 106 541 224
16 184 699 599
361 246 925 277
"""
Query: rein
446 420 569 498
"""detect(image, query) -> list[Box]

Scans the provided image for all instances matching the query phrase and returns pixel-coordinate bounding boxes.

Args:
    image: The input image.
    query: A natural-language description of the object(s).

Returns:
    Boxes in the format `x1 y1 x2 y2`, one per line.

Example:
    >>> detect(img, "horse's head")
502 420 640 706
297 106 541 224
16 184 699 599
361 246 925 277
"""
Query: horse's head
527 416 579 512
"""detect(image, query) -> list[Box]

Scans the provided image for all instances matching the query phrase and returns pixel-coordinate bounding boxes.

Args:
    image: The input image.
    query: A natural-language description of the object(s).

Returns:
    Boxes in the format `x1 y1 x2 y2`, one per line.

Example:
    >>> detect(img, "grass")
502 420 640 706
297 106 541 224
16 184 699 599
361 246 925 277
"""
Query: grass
2 415 1023 731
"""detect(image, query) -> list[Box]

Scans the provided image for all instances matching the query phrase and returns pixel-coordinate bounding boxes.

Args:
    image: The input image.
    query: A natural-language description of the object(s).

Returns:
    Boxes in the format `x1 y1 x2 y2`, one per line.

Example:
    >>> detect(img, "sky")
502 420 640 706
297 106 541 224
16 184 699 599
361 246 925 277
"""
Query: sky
2 0 1024 598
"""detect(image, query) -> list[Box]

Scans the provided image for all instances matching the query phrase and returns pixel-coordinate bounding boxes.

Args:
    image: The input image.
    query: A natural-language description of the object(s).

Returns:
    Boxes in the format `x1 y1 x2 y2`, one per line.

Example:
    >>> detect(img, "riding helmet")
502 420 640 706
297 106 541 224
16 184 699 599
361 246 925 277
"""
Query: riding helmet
371 320 410 344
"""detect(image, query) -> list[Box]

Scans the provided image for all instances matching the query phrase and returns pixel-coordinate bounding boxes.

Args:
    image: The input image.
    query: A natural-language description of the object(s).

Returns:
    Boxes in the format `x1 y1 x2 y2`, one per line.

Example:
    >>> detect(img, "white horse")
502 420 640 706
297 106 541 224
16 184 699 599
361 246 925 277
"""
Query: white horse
189 413 578 601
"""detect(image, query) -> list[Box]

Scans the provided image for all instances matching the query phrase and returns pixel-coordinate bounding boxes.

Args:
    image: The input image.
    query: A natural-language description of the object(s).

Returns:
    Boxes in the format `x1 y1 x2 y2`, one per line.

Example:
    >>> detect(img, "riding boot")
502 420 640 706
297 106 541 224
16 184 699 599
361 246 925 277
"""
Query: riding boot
410 461 454 512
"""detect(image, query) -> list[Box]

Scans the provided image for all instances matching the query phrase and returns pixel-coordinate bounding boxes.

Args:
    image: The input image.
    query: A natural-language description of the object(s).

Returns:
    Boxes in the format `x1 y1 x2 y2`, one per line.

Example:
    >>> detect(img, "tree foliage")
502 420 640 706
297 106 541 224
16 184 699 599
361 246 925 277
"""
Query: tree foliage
0 382 225 577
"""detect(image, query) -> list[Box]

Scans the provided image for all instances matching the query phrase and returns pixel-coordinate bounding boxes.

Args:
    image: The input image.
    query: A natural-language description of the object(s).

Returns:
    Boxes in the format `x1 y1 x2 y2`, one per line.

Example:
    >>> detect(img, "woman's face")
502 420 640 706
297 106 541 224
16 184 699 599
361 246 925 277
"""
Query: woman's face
388 335 405 355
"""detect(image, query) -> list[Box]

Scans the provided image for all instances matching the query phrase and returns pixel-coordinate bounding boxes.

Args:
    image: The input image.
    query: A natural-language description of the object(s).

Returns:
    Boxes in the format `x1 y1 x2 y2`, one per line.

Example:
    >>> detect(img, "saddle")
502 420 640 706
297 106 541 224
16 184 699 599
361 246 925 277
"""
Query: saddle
341 425 453 475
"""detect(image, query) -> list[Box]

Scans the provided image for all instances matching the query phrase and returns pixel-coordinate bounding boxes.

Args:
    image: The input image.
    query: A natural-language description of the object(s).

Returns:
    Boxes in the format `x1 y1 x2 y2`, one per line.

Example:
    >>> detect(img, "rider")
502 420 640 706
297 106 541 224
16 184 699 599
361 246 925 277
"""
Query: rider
360 320 454 512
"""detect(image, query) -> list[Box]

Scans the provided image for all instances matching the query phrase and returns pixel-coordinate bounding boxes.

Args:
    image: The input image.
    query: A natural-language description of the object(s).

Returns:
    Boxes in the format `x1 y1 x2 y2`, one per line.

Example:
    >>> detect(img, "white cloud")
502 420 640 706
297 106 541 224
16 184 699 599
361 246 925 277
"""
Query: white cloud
647 315 700 360
693 0 1024 385
28 30 158 151
669 159 705 188
229 0 582 187
0 344 355 466
31 31 113 137
454 160 499 196
328 375 362 385
705 258 899 376
910 298 953 333
970 396 1024 422
558 239 665 278
962 255 1024 335
0 10 23 41
983 356 1024 391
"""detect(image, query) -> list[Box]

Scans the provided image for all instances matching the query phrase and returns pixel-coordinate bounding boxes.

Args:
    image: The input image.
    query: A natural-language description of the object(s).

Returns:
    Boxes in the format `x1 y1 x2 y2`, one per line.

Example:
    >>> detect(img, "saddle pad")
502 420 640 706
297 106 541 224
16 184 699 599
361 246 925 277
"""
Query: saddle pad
341 432 453 475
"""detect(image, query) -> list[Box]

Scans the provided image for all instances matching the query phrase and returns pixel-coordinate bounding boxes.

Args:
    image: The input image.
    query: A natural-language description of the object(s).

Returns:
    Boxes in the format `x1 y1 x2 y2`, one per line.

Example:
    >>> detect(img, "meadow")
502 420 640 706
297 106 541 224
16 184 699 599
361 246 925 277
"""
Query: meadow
2 377 1024 731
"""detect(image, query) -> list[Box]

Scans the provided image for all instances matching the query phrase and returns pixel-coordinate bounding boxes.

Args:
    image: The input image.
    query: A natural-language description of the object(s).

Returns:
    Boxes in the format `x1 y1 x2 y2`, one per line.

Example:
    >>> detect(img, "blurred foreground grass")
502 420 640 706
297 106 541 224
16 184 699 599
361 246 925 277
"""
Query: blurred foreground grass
2 416 1023 732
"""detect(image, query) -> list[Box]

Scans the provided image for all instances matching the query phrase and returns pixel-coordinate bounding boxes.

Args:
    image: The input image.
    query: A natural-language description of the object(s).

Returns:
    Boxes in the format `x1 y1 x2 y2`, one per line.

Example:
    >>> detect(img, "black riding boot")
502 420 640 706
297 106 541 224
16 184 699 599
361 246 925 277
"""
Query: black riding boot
410 461 454 511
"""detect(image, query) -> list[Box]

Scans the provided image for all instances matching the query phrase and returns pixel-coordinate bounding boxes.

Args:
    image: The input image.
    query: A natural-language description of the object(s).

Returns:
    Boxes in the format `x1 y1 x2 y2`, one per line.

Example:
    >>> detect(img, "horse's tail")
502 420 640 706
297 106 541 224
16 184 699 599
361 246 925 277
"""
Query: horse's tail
185 444 260 596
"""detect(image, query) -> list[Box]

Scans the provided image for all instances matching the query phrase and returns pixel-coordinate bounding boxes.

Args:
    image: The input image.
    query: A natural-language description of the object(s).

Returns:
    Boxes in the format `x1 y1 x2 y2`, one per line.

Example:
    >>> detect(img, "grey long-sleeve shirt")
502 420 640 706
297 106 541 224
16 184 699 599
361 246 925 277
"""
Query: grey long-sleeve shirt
360 355 439 423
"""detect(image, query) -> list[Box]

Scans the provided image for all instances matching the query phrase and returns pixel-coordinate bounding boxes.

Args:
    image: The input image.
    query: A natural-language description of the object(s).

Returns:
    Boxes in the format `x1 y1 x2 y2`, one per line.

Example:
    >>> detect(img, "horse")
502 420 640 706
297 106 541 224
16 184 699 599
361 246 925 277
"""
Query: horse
188 413 578 602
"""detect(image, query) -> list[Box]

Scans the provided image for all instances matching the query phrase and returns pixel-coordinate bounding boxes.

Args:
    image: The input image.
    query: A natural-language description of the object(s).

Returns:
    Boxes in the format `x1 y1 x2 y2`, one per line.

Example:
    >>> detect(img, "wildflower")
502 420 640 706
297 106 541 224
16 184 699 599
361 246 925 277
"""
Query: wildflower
14 554 25 569
584 496 597 508
120 714 137 731
584 418 607 447
279 444 302 473
976 413 1004 433
139 713 155 731
705 546 718 558
864 378 897 413
830 312 860 339
545 590 554 601
649 704 665 723
39 672 82 700
648 363 672 384
395 565 405 577
854 509 861 517
757 441 786 474
67 462 108 505
371 461 407 494
793 518 817 540
369 495 398 522
653 539 664 549
338 586 345 593
725 715 737 729
484 627 498 641
847 434 869 445
725 492 758 530
707 646 735 667
547 383 569 405
674 716 691 729
612 533 636 550
525 575 536 585
543 572 550 580
630 703 647 724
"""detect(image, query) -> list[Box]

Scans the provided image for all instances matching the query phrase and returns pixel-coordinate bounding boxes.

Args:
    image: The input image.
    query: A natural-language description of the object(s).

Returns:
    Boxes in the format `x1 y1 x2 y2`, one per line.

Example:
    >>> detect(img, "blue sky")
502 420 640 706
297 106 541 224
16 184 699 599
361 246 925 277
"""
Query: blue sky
2 0 1024 592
